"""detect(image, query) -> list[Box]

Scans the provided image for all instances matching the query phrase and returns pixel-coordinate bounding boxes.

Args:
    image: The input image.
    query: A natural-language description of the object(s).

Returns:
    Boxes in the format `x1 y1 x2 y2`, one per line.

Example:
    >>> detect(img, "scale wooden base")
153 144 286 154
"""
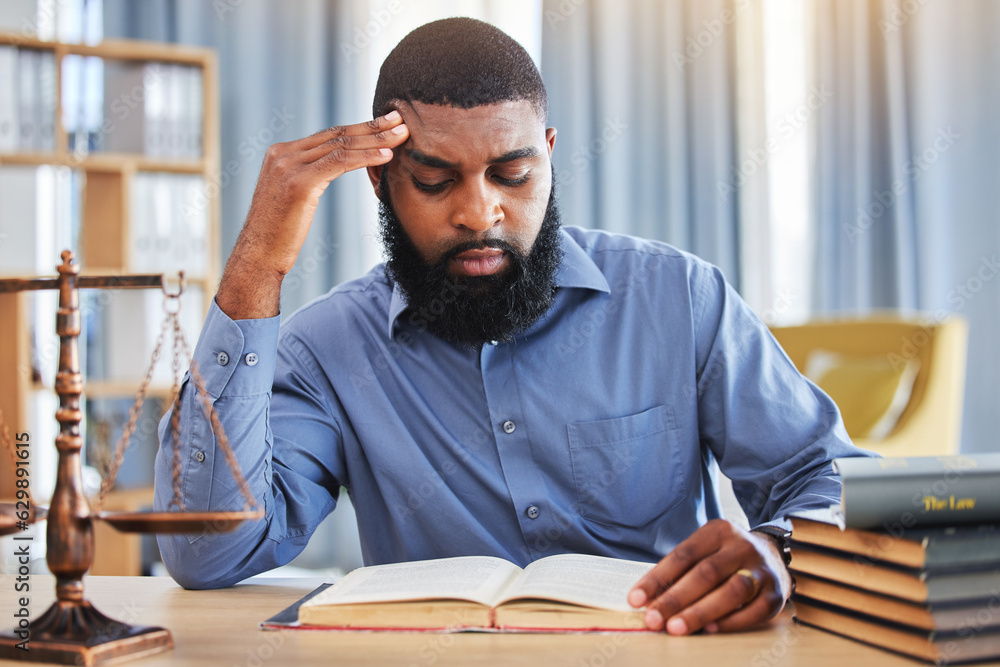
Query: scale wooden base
0 599 172 666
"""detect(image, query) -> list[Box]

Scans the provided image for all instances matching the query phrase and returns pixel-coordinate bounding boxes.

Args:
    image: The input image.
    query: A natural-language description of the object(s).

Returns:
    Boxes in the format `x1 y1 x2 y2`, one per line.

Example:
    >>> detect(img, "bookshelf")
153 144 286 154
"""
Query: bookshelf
0 33 219 545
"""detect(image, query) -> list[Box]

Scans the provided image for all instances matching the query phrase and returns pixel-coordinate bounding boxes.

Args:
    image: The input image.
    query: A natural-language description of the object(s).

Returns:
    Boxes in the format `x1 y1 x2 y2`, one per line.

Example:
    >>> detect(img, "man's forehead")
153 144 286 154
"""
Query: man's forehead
395 100 546 164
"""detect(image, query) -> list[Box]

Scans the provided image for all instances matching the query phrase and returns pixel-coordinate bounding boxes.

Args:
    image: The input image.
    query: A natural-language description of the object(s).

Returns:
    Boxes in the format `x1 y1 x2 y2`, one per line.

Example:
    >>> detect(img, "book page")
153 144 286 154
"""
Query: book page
302 556 523 609
496 554 655 612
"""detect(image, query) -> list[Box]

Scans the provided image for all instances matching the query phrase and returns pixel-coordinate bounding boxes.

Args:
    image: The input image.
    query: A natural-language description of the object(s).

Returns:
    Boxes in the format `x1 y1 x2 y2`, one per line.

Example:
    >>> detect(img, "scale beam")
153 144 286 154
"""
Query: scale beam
0 274 167 293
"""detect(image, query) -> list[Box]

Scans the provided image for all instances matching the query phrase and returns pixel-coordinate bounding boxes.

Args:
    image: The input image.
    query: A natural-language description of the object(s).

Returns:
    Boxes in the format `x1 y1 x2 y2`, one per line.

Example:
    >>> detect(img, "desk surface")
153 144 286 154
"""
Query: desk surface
0 575 995 666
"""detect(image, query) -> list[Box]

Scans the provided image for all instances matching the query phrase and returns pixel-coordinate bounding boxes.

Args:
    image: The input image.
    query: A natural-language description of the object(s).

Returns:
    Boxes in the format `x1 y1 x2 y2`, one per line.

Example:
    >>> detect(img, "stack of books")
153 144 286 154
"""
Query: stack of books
790 454 1000 665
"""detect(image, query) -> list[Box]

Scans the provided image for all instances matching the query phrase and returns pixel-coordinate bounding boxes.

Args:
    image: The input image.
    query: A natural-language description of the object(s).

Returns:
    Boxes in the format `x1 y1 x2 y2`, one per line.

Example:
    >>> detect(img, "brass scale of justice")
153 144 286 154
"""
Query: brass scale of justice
0 251 263 665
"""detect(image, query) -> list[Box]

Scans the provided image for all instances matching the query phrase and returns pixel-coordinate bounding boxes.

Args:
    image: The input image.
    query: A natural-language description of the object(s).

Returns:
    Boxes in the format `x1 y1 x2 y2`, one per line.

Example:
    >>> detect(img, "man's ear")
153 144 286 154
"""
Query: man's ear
545 127 557 156
367 165 384 199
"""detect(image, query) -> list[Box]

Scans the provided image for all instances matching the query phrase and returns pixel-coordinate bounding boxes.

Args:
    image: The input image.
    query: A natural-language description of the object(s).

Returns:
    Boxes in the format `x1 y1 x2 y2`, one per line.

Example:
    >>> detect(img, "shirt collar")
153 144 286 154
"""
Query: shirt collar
387 227 610 339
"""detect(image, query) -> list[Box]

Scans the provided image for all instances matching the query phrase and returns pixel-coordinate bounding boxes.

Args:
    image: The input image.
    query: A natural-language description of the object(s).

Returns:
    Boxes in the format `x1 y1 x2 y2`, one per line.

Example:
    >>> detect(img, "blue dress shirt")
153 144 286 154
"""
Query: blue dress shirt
154 227 871 589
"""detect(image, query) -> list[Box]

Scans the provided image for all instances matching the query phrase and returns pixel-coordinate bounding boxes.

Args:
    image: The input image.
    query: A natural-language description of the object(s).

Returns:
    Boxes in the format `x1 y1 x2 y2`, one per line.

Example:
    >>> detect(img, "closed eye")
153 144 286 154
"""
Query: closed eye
412 177 450 193
494 173 531 187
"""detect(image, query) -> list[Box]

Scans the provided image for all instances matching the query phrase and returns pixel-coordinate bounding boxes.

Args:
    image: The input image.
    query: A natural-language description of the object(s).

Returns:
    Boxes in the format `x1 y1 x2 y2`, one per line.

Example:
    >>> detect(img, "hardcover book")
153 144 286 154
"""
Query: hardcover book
792 573 1000 634
266 554 656 632
788 543 1000 604
834 454 1000 529
793 597 1000 665
789 506 1000 569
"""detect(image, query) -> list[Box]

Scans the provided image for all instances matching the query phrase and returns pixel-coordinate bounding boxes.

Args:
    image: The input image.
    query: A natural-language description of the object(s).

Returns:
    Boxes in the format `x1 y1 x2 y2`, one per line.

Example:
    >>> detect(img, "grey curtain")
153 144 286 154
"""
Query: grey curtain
812 0 1000 453
541 0 742 285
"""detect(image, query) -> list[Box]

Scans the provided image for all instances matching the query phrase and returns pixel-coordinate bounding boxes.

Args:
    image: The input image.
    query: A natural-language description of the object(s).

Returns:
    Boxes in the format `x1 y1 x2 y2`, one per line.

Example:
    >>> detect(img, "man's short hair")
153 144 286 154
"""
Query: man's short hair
372 17 547 120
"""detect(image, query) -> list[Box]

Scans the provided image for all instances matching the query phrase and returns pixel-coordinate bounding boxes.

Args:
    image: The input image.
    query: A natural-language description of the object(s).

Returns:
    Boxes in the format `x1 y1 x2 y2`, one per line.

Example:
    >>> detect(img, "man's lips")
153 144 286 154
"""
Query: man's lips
451 248 507 276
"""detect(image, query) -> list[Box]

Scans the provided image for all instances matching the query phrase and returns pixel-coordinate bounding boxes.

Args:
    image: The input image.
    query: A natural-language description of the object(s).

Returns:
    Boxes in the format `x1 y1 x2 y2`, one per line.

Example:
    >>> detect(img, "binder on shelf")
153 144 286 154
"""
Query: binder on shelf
0 45 19 151
18 47 38 151
0 165 40 274
82 55 104 152
61 53 83 152
102 59 148 154
38 50 57 150
143 61 167 157
165 64 184 158
182 65 204 158
129 172 208 278
0 165 81 275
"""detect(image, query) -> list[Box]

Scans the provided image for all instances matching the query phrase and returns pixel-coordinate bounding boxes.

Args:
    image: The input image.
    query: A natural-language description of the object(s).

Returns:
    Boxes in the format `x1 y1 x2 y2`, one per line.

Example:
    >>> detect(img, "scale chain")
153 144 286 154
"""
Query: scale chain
168 313 186 512
94 311 173 512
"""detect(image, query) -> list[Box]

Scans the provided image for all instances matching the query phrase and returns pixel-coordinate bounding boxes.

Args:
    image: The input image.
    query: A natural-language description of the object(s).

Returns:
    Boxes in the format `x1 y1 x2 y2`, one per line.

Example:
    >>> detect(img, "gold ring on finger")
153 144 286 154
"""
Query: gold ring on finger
735 568 760 601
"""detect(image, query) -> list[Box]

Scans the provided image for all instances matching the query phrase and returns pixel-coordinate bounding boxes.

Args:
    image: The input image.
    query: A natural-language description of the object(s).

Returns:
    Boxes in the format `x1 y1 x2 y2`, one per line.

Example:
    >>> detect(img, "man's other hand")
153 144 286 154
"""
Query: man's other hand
627 519 791 635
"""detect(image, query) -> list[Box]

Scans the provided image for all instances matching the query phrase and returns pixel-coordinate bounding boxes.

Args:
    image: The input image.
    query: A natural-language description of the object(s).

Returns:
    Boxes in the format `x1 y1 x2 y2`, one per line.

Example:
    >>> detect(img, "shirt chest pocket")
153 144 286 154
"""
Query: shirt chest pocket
566 405 685 529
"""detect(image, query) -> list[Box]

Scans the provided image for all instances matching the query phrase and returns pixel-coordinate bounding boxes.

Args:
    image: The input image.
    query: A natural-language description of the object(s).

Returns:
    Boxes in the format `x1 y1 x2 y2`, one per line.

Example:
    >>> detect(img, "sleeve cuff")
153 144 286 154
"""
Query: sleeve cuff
191 298 282 398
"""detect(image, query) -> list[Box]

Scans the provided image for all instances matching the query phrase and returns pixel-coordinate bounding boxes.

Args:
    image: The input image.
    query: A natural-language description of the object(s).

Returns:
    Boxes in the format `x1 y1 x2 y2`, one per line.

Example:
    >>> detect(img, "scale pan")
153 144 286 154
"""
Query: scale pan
97 509 263 534
0 503 47 536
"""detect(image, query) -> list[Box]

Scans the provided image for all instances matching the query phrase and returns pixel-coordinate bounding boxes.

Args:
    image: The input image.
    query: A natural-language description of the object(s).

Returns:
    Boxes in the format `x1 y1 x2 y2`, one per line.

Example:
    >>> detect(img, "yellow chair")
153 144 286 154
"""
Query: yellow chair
769 315 968 457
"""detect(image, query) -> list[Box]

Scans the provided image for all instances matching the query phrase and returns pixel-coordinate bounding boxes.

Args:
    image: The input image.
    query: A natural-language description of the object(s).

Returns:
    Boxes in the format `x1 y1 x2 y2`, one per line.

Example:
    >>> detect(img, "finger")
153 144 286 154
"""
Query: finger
301 124 409 164
310 147 396 180
661 568 768 635
642 548 746 629
292 111 406 151
709 582 785 633
629 522 728 608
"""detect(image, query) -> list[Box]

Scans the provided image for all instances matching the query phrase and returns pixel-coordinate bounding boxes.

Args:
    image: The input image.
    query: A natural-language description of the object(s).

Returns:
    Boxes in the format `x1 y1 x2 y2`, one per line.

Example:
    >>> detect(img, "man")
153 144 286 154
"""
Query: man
156 18 870 636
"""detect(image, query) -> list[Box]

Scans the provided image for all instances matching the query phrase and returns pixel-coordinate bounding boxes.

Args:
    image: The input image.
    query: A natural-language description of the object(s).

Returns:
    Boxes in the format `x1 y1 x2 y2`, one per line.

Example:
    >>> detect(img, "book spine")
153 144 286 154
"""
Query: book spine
841 472 1000 529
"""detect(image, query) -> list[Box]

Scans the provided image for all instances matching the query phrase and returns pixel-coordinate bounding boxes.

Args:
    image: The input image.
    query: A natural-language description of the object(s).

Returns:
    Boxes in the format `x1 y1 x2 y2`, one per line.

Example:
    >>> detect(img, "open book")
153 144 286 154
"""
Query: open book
294 554 656 632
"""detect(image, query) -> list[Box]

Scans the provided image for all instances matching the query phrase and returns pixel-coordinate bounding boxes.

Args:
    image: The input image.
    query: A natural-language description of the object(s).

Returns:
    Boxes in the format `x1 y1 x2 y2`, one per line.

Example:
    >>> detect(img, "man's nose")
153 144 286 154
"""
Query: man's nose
451 177 503 232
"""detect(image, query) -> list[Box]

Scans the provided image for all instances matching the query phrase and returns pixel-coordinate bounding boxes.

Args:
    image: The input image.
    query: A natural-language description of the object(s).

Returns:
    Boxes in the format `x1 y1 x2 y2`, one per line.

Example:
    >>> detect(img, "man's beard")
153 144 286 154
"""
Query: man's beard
378 173 563 348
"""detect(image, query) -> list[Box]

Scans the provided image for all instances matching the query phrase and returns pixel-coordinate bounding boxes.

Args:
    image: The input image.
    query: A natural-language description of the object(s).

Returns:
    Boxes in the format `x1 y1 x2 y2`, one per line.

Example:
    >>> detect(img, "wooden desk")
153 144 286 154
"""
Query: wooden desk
1 575 995 666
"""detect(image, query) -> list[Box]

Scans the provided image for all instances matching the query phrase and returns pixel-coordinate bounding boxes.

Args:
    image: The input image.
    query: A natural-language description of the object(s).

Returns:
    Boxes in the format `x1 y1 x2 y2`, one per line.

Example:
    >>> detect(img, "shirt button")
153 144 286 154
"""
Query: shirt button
526 505 540 520
216 351 229 366
502 420 516 434
245 352 259 366
194 451 205 462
